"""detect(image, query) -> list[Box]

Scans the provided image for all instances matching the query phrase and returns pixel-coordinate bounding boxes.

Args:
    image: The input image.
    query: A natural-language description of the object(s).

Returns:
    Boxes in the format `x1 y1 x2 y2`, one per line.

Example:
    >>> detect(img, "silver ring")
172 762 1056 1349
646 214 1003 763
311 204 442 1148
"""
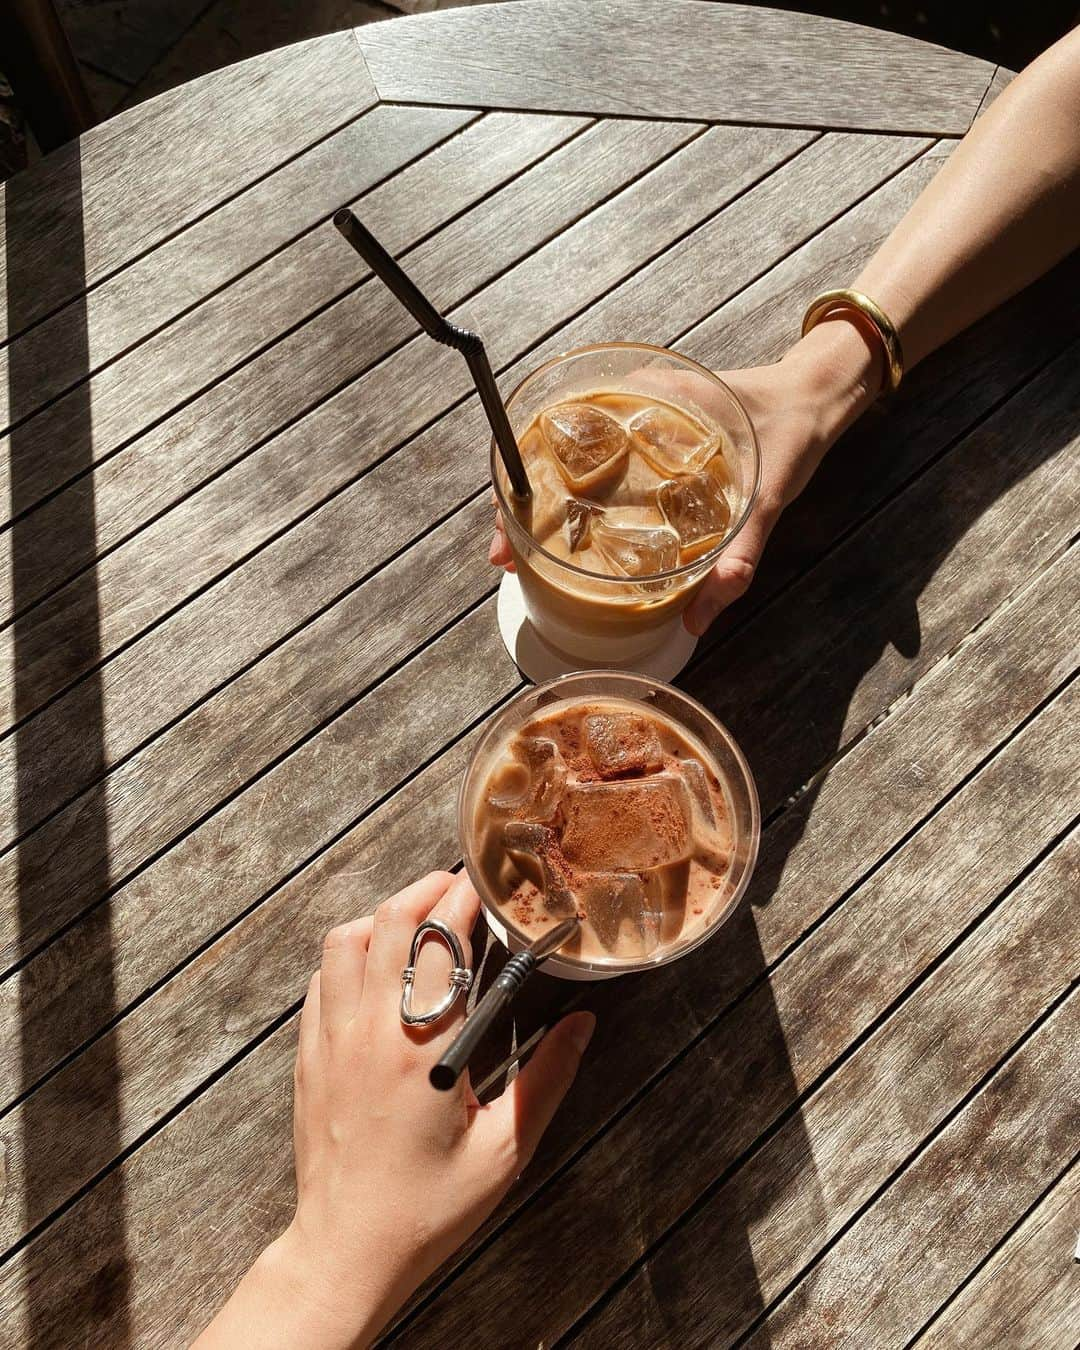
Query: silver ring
400 918 473 1027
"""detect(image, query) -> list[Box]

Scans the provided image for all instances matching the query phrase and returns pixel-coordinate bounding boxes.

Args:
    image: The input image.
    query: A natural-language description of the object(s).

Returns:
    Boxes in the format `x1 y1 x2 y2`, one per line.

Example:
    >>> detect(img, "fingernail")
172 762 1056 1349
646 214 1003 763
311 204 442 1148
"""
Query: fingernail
568 1012 596 1054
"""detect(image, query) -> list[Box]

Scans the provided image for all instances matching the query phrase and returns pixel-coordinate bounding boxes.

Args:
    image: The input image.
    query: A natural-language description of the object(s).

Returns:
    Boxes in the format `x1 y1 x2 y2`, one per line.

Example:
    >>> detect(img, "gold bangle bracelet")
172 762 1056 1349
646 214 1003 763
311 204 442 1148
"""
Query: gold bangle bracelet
801 288 905 396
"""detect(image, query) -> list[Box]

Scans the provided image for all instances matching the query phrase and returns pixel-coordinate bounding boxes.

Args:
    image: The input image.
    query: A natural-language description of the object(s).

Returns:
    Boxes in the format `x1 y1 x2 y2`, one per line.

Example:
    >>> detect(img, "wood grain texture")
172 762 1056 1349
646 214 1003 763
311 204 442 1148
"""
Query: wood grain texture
0 135 988 1131
701 540 1079 1040
0 101 476 437
0 133 932 1029
4 168 1069 1339
0 31 375 344
749 990 1080 1348
0 492 498 1097
355 0 995 134
0 596 521 1254
399 679 1080 1346
917 1158 1080 1350
572 823 1080 1349
684 338 1080 812
974 64 1016 119
0 3 1067 1341
3 527 1073 1326
0 115 717 725
0 1013 300 1347
0 127 923 845
0 143 1069 1105
0 107 590 563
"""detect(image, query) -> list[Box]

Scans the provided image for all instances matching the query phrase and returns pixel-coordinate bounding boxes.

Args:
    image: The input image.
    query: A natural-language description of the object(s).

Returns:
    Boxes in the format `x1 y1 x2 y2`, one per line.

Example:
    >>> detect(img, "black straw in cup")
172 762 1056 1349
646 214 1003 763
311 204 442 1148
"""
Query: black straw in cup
430 916 581 1091
333 208 531 501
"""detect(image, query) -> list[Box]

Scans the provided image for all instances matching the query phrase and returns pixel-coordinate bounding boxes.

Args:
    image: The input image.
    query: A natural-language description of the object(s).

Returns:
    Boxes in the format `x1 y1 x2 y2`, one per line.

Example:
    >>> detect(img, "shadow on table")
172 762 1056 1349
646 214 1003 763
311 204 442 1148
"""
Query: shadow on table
5 151 130 1342
424 265 1079 1348
664 275 1078 1344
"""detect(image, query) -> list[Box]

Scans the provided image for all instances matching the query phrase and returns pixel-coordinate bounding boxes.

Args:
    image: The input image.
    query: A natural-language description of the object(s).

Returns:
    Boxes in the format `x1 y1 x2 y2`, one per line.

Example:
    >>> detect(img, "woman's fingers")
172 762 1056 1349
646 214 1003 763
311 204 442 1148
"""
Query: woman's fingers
319 916 374 1038
364 871 459 1011
488 530 514 568
297 969 322 1077
683 498 779 636
489 506 515 570
403 871 482 1045
683 557 756 636
488 1012 596 1169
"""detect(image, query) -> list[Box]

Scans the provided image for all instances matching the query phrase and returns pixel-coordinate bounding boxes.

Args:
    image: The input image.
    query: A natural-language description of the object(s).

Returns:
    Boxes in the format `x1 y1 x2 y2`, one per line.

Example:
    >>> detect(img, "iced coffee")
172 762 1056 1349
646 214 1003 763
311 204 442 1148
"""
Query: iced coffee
460 674 760 974
493 344 759 668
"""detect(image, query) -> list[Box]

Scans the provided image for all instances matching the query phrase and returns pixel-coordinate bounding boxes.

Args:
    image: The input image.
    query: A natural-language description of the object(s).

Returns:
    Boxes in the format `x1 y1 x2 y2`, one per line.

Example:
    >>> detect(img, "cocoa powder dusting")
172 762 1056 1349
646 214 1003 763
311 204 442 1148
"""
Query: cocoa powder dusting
485 697 734 961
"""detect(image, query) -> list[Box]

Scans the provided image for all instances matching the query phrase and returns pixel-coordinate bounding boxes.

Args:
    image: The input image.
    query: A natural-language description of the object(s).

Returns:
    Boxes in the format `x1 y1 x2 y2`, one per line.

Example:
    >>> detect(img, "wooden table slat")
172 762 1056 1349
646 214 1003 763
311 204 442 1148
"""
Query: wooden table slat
571 822 1080 1349
0 5 1067 1343
3 533 1075 1302
750 988 1079 1348
0 596 518 1256
0 102 476 438
355 0 996 135
3 570 1071 1339
915 1157 1080 1350
1 491 497 1097
975 64 1016 118
0 133 930 1006
0 128 918 834
0 326 1069 1328
0 107 594 561
0 1008 300 1347
685 339 1079 811
0 31 375 345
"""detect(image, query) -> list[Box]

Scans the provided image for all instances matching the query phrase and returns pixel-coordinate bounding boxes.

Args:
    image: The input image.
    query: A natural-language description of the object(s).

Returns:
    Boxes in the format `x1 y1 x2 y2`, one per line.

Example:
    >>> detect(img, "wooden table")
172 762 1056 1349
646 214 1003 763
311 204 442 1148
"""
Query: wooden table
0 2 1076 1344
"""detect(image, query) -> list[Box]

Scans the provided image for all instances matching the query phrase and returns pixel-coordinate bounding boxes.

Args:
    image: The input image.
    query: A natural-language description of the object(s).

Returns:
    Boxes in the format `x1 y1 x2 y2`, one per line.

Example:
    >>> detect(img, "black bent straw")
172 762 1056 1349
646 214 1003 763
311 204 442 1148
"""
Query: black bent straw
333 208 531 500
430 916 581 1091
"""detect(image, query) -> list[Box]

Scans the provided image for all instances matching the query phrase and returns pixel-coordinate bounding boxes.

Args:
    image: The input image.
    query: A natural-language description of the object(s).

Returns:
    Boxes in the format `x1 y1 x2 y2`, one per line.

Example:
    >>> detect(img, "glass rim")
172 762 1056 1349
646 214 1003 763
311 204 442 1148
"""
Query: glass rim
490 340 762 585
458 669 762 975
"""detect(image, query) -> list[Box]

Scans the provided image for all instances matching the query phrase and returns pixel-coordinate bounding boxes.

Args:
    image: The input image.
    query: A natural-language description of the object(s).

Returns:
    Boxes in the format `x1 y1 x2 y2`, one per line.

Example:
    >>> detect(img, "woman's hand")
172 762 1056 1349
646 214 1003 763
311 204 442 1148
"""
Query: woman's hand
196 872 595 1349
682 318 881 634
489 318 882 637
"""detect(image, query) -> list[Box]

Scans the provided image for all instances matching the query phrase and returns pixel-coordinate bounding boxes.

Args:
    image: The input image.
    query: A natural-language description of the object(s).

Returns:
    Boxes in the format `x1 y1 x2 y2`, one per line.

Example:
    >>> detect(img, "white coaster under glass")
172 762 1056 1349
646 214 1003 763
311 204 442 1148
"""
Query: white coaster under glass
496 570 698 684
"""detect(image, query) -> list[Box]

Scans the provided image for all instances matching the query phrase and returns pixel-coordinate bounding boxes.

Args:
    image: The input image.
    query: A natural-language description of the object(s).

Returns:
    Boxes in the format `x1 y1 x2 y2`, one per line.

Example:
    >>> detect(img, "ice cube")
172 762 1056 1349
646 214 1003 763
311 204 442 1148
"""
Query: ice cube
658 472 731 559
539 402 630 493
678 756 715 825
503 820 578 916
592 517 680 577
575 871 663 956
559 774 693 871
629 403 721 476
487 737 566 821
677 757 729 871
584 710 664 778
564 499 602 552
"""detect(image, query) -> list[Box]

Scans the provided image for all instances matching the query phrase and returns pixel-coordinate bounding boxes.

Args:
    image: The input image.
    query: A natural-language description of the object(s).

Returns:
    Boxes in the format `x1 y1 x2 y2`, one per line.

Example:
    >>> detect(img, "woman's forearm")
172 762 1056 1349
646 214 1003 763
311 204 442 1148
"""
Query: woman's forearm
193 1230 390 1350
854 27 1080 370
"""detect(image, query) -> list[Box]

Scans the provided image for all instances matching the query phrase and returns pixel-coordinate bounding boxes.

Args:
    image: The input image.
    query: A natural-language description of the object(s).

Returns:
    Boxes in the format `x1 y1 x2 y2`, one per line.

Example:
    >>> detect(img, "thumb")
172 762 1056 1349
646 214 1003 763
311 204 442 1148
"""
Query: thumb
491 1012 596 1170
683 499 778 636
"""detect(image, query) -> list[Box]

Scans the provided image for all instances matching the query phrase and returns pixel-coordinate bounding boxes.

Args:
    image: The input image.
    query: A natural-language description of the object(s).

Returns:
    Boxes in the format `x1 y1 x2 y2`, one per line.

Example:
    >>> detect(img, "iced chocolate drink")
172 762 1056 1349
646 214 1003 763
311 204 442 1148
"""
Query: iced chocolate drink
493 344 759 669
460 673 760 976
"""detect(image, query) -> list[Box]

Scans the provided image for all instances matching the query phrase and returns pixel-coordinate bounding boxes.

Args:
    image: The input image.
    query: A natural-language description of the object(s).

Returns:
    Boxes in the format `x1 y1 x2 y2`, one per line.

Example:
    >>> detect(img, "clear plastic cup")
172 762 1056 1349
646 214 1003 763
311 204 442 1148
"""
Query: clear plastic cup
492 342 760 668
459 671 760 980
